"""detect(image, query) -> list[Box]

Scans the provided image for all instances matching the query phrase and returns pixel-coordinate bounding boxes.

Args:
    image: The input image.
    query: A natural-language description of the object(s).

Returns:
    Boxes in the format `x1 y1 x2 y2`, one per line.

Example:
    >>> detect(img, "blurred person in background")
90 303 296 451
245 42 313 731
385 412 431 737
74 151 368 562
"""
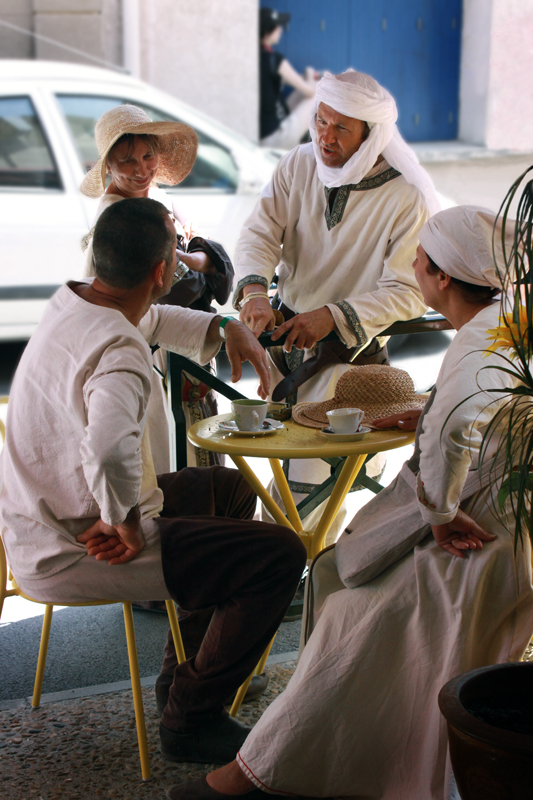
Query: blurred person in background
260 7 319 149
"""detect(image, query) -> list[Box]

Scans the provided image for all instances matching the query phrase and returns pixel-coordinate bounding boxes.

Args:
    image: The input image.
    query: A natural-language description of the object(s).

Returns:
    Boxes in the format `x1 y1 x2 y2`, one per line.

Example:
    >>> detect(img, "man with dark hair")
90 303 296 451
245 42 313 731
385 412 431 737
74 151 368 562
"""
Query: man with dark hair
92 197 174 288
0 198 307 764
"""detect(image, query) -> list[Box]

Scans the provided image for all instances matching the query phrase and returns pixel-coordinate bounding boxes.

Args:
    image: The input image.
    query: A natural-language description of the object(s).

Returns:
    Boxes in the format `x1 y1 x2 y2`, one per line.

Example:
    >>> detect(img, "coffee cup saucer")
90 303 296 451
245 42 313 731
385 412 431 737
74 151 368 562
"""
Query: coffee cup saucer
319 425 371 442
219 419 285 436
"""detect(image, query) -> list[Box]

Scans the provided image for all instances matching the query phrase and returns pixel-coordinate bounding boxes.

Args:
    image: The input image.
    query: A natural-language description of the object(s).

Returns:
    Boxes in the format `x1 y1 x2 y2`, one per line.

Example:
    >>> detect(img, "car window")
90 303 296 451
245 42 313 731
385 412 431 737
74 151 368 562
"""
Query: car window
57 95 238 193
135 102 239 193
56 95 120 173
0 96 62 190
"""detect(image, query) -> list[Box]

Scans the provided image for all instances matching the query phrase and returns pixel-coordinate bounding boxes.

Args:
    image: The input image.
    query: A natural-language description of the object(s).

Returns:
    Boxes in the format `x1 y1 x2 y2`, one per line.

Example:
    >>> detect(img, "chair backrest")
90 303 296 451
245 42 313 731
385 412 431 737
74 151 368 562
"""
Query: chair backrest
0 533 13 619
0 395 7 446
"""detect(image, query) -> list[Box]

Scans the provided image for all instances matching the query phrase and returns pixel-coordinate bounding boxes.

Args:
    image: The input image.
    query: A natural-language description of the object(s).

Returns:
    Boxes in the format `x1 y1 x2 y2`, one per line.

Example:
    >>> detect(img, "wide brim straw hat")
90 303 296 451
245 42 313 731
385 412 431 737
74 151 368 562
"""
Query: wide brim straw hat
80 104 198 198
292 365 427 429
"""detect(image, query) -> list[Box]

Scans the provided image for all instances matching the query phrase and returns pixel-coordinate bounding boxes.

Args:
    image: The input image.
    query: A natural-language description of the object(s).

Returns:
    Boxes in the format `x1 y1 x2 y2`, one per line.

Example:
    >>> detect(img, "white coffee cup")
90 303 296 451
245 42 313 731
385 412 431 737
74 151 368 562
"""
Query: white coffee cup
326 407 364 434
231 399 268 431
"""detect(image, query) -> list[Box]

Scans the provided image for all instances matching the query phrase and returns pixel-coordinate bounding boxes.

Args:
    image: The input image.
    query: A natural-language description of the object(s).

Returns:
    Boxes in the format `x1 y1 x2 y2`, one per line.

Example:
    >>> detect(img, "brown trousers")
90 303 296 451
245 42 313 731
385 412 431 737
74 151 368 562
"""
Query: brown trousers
155 467 307 729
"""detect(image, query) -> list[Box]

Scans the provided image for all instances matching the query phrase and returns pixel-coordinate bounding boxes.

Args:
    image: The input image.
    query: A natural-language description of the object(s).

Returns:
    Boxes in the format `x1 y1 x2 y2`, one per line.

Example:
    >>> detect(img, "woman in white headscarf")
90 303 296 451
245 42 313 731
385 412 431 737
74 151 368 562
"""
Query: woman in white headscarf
171 207 533 800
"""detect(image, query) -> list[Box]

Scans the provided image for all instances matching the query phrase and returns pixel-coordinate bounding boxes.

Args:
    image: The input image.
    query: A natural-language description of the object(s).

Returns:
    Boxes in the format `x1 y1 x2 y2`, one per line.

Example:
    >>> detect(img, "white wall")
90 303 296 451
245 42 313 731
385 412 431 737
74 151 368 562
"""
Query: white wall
32 0 122 66
0 0 33 58
459 0 533 150
139 0 258 140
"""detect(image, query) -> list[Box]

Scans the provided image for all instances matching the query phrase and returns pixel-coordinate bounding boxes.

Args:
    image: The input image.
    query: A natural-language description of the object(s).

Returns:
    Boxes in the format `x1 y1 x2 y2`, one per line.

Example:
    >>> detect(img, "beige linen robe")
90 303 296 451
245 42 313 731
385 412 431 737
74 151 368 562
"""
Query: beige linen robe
237 305 533 799
233 145 429 529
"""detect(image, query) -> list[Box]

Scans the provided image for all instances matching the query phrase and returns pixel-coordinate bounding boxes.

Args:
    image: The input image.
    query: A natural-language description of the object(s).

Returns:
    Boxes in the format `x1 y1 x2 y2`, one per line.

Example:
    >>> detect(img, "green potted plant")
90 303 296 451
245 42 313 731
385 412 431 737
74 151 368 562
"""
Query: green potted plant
438 167 533 799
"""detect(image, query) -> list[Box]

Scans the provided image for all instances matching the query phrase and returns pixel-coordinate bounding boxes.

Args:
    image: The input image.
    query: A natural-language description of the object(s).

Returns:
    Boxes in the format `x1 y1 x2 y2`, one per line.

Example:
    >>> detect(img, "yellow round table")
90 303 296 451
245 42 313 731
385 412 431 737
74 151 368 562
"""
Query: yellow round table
188 414 415 558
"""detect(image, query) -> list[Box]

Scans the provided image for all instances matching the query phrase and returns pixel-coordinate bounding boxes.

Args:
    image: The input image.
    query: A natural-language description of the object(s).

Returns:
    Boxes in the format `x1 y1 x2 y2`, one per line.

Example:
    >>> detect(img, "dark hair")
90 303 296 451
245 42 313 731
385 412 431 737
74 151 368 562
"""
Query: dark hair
93 198 174 289
426 255 499 304
107 132 160 163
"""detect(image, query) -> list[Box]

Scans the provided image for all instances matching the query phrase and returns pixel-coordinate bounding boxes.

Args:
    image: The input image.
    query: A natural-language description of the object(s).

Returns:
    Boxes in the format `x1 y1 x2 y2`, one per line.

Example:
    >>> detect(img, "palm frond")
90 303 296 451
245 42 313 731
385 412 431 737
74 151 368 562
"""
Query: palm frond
476 166 533 546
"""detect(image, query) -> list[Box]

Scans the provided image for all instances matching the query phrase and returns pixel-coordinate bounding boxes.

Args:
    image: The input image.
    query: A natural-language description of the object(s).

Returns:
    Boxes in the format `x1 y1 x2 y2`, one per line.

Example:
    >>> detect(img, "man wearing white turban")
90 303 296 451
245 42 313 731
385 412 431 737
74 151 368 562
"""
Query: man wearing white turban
233 69 440 537
170 206 533 800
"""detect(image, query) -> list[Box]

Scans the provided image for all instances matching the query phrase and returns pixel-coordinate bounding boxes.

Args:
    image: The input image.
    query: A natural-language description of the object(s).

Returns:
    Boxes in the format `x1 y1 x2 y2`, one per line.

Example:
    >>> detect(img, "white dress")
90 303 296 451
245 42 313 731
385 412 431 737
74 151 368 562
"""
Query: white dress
237 304 533 800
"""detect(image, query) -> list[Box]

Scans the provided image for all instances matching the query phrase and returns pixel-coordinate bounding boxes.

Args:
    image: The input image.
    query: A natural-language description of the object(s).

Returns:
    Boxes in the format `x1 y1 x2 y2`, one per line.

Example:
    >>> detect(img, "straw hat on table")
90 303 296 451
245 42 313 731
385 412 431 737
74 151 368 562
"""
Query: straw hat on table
292 365 427 429
80 104 198 198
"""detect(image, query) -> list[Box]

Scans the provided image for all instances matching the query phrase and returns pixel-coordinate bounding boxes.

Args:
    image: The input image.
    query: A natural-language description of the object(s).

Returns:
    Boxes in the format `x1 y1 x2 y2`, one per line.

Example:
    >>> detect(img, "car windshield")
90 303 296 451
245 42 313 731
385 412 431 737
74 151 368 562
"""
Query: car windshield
57 95 239 192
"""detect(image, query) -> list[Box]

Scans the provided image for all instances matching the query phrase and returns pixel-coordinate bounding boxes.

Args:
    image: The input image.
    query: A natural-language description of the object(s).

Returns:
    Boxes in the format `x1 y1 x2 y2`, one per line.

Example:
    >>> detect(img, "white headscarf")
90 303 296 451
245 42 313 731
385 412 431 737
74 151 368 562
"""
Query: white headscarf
309 69 440 215
418 206 515 288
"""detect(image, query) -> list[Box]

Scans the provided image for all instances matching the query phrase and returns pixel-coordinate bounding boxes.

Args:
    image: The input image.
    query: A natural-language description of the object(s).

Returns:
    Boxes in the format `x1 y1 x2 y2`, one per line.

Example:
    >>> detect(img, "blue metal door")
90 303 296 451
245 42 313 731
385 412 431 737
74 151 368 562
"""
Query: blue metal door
261 0 462 141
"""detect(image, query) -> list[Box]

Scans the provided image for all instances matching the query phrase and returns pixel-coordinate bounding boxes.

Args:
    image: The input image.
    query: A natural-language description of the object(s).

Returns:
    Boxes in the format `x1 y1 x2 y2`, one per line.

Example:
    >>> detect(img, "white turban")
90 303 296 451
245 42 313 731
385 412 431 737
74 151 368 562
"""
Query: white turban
418 206 515 288
309 69 440 215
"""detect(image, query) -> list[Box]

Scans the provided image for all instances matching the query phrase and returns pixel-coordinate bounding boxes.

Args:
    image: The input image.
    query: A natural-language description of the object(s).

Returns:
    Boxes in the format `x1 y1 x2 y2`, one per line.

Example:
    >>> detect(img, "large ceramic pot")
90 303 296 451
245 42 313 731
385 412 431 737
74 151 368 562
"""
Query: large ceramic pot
438 662 533 800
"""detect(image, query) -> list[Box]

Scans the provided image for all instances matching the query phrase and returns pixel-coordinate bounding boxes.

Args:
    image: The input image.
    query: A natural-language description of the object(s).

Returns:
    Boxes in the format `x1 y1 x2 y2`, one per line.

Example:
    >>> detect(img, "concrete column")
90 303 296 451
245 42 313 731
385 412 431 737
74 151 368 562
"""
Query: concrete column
485 0 533 150
122 0 140 76
0 0 34 58
32 0 121 68
141 0 258 140
459 0 533 150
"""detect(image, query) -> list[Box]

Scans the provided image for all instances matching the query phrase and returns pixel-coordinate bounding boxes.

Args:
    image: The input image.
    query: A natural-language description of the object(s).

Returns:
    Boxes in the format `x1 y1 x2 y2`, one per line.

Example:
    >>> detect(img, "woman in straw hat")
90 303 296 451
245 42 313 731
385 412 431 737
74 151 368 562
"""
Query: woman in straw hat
169 206 533 800
81 104 235 473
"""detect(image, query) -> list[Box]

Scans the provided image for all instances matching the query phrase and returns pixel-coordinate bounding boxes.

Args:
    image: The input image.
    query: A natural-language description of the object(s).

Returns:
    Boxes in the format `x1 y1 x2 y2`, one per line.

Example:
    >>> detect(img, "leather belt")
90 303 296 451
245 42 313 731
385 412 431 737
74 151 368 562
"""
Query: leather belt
270 300 389 401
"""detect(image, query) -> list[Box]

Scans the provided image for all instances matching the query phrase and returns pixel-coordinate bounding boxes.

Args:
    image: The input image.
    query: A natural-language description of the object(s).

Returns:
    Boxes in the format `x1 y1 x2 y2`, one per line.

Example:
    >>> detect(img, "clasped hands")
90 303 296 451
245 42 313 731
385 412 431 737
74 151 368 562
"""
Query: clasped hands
77 505 145 566
239 294 336 350
373 410 497 557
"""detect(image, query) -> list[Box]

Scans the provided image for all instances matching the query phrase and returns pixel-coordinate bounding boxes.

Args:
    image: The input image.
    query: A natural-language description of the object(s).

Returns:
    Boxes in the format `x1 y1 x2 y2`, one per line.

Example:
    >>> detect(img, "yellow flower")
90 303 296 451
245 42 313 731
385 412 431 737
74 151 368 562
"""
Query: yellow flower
485 305 530 359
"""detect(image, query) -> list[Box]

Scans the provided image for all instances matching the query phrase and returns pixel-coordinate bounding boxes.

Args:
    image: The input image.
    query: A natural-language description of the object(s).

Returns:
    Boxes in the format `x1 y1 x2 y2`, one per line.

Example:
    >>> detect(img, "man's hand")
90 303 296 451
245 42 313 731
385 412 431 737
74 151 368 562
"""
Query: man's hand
225 319 271 399
372 409 423 431
432 509 497 558
77 505 145 566
239 296 276 337
270 307 336 352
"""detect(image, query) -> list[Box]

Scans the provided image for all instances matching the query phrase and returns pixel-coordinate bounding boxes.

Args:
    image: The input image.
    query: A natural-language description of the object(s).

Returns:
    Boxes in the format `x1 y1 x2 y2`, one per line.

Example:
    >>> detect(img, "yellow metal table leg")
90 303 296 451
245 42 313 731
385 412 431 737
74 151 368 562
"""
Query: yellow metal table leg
269 458 303 532
123 602 151 781
231 455 293 529
310 453 367 559
229 634 276 718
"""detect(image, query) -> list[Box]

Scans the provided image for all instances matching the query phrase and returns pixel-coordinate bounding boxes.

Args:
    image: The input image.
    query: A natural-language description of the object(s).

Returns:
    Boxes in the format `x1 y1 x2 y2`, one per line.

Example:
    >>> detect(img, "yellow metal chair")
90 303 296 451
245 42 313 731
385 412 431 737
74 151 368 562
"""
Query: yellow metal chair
0 534 186 781
0 394 7 446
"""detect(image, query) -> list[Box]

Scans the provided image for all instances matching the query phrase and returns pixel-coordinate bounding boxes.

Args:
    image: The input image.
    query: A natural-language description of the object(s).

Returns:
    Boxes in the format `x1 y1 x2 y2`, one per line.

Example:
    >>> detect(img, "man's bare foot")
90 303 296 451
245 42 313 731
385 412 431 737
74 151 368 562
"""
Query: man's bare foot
206 760 256 795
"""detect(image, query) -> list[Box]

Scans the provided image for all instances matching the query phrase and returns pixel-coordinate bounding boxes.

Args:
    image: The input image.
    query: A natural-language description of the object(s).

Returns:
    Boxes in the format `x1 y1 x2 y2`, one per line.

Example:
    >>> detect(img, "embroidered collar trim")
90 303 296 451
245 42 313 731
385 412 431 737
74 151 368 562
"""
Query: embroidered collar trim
324 167 401 230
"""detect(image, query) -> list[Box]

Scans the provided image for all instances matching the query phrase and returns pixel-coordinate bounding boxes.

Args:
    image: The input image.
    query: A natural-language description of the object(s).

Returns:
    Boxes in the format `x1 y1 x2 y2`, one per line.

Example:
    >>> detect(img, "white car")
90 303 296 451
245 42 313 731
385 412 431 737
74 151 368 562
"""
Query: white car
0 60 279 340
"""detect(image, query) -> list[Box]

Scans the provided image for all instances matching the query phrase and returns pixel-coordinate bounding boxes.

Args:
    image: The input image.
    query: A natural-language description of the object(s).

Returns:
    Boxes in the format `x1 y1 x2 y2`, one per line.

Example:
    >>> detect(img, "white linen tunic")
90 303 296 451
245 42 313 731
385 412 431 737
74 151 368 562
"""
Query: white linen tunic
233 144 429 498
237 304 533 800
0 282 218 600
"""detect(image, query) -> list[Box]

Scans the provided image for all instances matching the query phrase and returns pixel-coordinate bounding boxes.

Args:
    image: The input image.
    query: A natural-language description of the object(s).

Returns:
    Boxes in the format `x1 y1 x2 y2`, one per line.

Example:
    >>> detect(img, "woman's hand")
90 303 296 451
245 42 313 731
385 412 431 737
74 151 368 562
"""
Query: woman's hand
431 509 497 558
372 409 423 431
179 250 217 276
177 250 217 275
